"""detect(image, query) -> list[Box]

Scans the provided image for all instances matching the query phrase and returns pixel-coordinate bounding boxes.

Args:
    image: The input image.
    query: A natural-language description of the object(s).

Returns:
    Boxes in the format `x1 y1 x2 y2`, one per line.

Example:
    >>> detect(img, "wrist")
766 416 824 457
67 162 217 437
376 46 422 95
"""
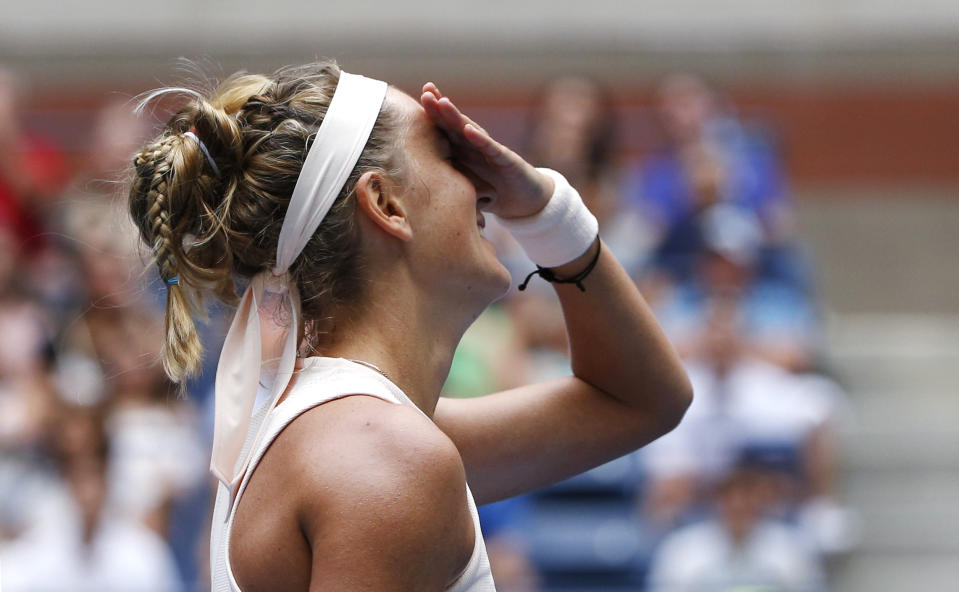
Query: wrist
525 170 555 218
550 235 600 275
496 168 599 268
518 237 602 293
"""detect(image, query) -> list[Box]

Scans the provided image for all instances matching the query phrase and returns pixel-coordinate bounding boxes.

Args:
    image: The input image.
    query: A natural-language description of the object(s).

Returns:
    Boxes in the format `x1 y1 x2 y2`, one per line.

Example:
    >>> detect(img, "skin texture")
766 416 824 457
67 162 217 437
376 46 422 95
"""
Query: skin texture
228 83 693 592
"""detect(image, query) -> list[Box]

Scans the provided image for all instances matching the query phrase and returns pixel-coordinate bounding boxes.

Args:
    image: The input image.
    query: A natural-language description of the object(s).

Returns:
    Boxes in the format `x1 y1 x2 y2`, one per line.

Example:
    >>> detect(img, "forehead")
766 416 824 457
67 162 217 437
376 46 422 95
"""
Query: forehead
388 87 442 147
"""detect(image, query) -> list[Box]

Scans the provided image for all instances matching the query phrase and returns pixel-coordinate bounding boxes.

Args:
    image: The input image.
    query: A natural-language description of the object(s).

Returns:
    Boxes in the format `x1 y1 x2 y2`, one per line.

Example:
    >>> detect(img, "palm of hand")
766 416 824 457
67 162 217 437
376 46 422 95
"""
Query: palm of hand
420 83 553 219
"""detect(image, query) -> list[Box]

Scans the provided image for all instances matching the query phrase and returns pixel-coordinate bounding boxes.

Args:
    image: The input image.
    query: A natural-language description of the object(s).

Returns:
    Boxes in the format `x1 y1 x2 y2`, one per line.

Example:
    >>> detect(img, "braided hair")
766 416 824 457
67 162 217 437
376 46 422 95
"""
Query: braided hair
128 63 406 384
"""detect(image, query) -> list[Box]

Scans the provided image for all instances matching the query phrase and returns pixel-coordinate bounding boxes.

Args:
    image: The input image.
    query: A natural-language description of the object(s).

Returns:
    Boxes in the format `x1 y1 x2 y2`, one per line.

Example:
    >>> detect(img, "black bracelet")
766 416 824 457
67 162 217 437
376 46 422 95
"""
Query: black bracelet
518 238 602 293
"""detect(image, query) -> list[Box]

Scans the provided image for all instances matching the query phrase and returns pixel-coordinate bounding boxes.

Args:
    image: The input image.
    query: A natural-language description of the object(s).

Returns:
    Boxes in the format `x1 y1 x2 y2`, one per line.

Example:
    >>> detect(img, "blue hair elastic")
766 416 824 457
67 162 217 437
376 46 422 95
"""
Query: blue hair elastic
165 276 179 287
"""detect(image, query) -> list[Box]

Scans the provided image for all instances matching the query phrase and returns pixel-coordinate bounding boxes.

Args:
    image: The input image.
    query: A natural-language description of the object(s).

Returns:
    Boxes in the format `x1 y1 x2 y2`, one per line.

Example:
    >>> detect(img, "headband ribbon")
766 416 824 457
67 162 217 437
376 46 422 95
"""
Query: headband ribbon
210 72 388 492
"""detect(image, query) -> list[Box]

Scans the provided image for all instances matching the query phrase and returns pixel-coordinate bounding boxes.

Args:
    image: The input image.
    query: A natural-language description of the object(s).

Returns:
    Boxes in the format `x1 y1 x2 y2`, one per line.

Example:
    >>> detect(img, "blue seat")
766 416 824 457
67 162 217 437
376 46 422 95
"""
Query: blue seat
525 498 651 587
538 452 645 499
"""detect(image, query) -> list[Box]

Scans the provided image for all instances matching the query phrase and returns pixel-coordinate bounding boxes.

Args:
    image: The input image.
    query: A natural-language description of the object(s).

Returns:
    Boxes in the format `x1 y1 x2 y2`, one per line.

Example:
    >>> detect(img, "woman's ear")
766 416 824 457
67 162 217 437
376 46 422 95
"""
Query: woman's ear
354 171 413 242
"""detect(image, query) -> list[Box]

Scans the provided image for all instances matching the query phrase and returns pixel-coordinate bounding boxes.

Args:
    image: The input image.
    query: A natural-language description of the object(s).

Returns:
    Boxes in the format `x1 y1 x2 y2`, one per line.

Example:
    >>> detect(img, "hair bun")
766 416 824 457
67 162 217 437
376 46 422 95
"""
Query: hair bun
128 62 400 385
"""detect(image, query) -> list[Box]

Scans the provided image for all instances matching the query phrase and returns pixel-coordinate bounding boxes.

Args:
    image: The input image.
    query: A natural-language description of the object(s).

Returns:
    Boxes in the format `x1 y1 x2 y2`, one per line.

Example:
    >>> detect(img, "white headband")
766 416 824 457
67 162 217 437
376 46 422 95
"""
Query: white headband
210 72 388 491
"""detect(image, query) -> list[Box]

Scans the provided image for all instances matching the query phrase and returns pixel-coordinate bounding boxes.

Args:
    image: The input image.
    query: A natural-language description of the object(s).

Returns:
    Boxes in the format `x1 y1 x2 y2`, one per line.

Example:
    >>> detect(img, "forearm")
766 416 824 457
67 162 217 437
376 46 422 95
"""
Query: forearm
550 236 692 429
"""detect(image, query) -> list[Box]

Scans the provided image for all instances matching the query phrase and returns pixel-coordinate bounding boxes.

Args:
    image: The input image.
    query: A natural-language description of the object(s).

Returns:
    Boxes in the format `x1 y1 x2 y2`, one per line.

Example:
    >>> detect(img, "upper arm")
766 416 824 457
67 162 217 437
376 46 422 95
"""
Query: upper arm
436 236 691 506
434 376 680 505
292 398 475 592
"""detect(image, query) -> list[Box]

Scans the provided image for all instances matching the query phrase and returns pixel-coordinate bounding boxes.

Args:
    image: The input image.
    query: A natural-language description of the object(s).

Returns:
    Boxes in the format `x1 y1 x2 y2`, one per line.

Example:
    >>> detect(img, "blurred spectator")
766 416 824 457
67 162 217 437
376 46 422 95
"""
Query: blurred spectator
0 91 211 590
1 403 182 592
59 137 150 312
63 191 209 579
640 296 853 553
635 73 790 244
633 73 815 301
527 75 615 189
0 294 57 449
523 74 653 277
0 288 61 545
83 97 153 185
653 204 819 370
646 462 825 592
0 68 69 252
98 311 207 537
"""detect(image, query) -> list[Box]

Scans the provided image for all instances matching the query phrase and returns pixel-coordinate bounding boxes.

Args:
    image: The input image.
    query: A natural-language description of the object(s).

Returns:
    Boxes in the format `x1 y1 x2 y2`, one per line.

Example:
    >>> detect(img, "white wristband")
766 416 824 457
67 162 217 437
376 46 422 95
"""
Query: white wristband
496 168 599 268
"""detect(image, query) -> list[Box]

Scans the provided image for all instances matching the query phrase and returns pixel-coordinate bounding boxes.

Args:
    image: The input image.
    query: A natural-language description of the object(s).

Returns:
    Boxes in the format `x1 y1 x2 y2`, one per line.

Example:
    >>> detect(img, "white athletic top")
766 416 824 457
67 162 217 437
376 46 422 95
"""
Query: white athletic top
210 357 496 592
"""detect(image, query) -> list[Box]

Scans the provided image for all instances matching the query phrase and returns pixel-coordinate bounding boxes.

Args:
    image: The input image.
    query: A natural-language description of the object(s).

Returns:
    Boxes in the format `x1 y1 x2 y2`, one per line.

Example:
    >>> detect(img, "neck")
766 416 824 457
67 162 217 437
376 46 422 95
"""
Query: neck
317 266 483 416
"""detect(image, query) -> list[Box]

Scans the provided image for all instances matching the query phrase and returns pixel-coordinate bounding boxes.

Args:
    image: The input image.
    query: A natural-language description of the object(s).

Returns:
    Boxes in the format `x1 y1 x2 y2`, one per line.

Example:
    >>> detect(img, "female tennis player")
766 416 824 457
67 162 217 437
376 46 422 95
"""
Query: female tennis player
128 62 691 592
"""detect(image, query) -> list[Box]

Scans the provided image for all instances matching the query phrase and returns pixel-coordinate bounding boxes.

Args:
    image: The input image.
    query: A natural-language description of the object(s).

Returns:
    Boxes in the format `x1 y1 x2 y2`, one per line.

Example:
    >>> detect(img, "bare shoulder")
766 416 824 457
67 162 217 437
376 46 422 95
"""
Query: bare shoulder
276 395 475 590
280 395 464 494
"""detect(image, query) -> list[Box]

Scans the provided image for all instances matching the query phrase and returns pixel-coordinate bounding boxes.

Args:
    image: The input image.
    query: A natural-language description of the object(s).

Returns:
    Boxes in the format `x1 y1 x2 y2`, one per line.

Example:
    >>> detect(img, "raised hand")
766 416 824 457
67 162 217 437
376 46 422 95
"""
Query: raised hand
420 82 554 219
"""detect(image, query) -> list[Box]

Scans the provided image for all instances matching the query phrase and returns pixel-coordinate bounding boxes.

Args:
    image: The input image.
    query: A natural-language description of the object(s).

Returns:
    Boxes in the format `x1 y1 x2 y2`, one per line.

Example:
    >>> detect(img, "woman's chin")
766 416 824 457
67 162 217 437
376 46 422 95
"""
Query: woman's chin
466 257 512 307
487 259 513 302
474 233 511 296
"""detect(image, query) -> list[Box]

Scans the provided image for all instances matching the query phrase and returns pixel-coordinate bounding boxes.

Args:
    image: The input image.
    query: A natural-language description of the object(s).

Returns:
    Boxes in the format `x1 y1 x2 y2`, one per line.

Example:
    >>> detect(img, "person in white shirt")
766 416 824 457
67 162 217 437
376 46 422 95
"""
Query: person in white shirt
1 431 181 592
647 463 824 592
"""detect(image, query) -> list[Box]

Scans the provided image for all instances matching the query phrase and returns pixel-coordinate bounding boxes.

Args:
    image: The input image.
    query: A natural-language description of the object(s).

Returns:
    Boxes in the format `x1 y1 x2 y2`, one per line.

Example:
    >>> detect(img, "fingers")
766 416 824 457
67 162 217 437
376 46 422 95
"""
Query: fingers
422 81 442 99
464 123 511 166
437 96 489 137
421 93 465 136
420 82 444 125
420 90 443 125
420 83 486 139
420 82 513 167
436 97 468 137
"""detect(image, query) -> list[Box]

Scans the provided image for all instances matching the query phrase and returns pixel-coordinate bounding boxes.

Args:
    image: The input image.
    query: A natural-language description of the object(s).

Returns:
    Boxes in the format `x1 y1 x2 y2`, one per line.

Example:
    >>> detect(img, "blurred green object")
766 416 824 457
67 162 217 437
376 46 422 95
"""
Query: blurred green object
442 304 516 399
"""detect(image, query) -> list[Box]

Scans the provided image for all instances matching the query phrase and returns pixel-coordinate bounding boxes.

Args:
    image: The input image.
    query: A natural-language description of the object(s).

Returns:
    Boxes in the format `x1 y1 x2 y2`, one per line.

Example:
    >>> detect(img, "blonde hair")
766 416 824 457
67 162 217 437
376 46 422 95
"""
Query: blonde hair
128 62 404 383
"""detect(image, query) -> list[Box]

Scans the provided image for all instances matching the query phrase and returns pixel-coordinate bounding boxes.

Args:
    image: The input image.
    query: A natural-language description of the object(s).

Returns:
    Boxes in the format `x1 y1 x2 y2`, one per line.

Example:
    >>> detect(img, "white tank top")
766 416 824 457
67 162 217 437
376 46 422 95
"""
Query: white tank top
210 356 496 592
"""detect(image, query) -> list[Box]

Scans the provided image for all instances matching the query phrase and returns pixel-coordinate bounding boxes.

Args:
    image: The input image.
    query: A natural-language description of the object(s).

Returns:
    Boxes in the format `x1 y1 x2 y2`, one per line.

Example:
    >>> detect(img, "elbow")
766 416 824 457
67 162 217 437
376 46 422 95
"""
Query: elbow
654 374 694 437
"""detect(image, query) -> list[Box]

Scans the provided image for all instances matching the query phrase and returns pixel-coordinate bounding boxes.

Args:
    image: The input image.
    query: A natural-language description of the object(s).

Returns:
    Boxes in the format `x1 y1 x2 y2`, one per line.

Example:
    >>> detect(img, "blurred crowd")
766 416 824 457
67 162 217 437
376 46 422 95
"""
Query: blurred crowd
0 66 855 591
456 73 856 592
0 69 209 591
